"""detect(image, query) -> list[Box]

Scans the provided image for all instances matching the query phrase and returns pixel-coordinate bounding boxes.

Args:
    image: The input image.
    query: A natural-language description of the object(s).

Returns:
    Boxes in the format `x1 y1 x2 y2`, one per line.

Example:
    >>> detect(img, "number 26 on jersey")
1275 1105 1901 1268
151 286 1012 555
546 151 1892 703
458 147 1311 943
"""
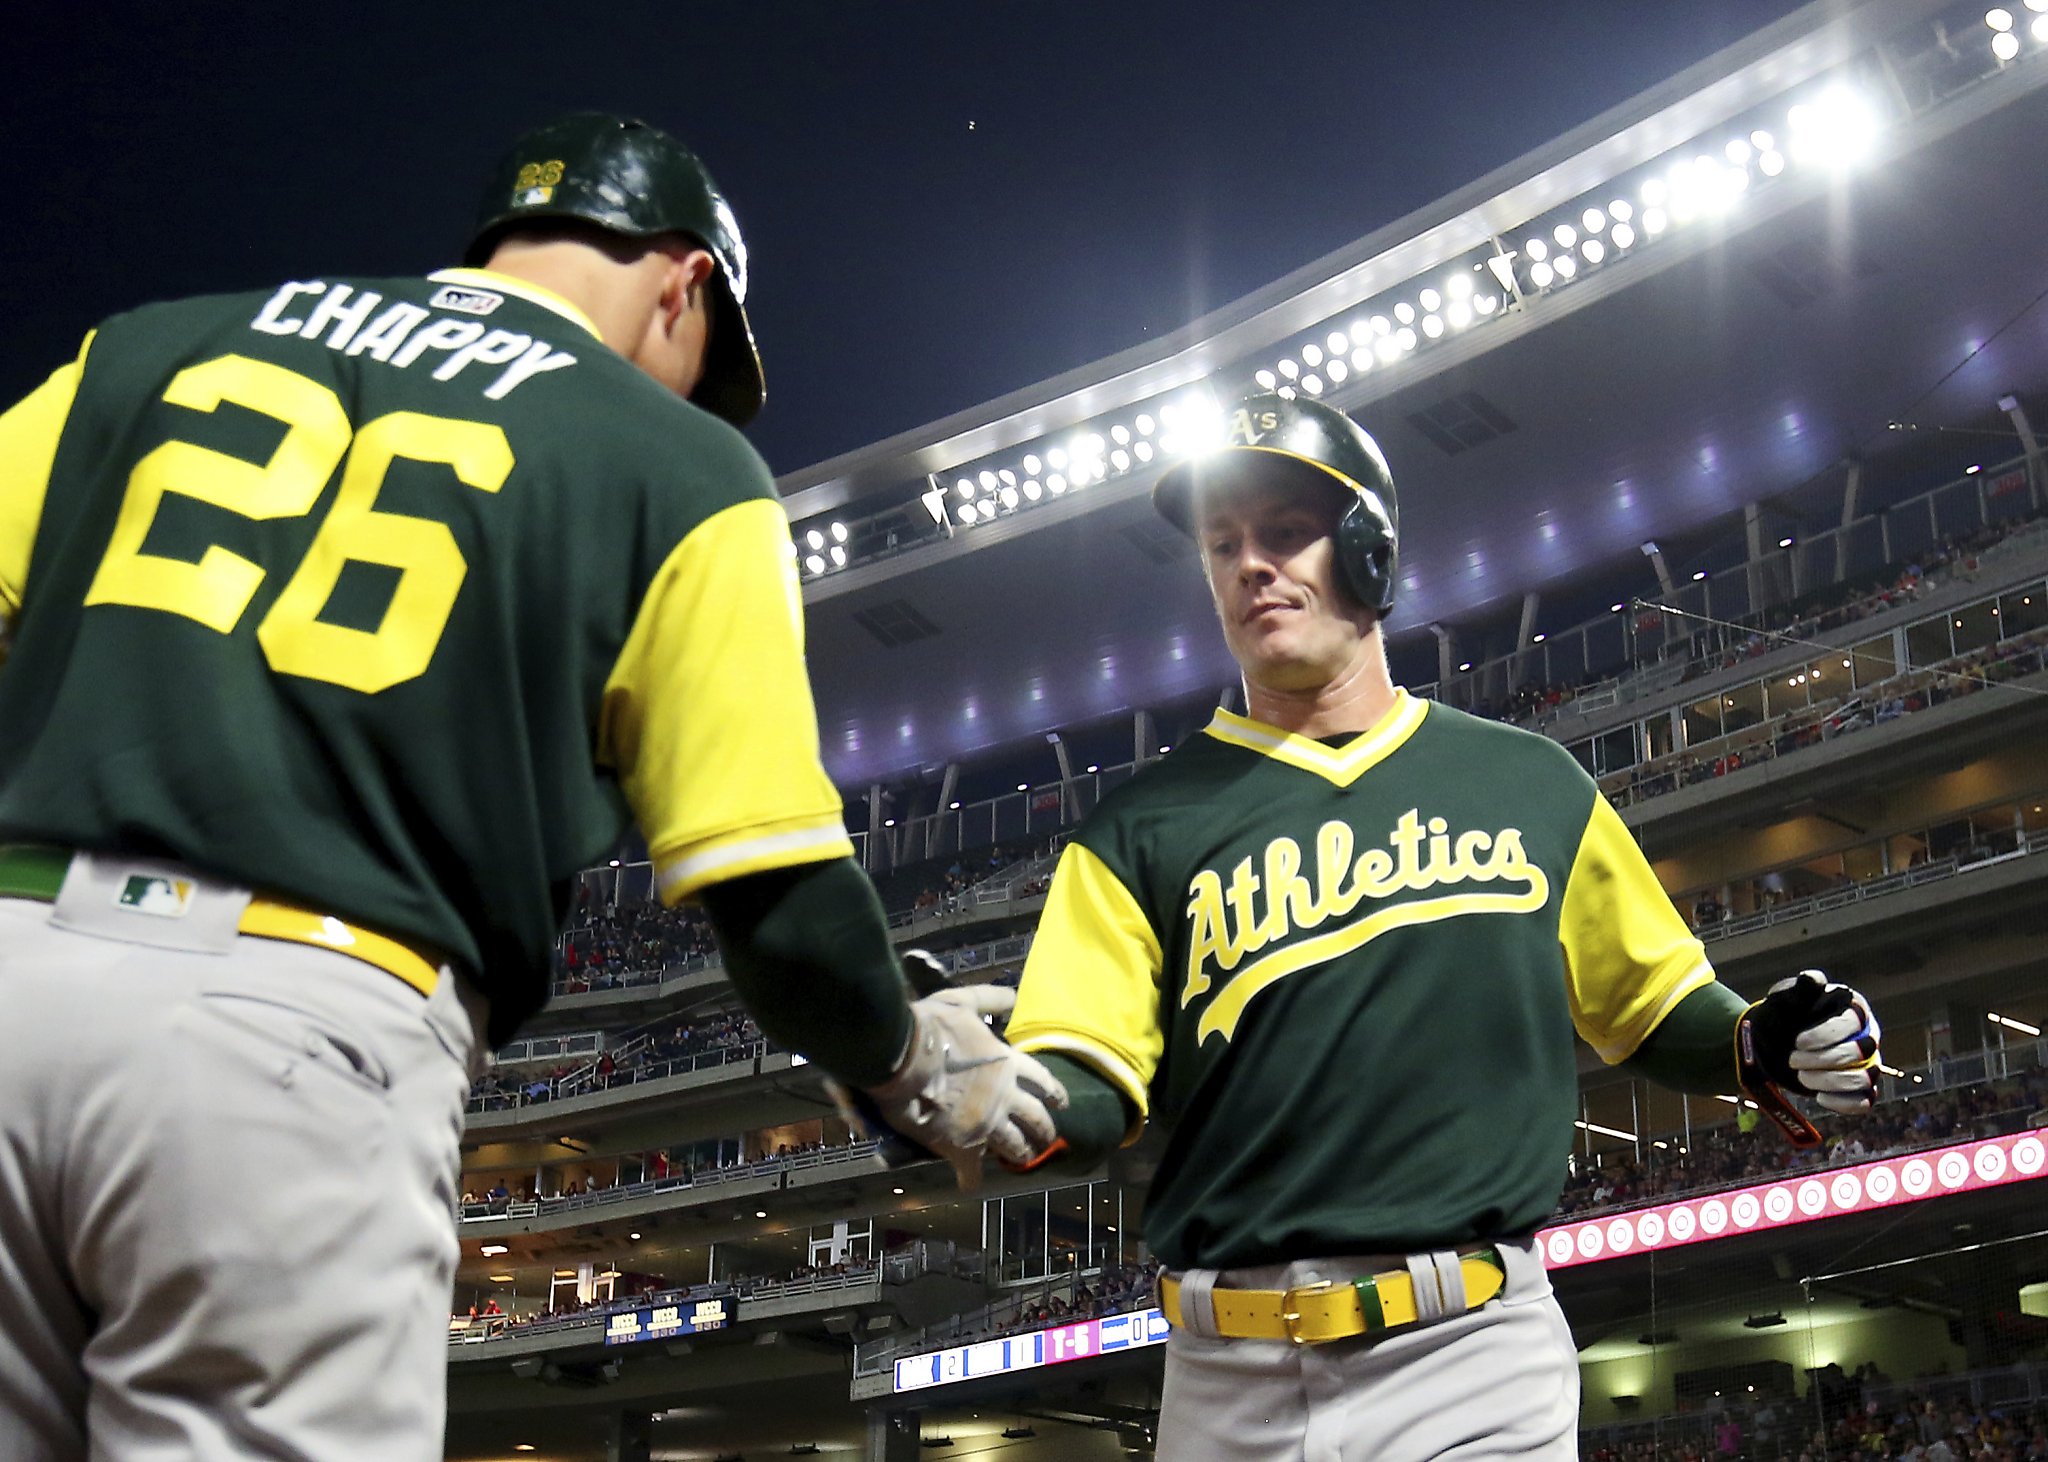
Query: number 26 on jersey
84 353 512 694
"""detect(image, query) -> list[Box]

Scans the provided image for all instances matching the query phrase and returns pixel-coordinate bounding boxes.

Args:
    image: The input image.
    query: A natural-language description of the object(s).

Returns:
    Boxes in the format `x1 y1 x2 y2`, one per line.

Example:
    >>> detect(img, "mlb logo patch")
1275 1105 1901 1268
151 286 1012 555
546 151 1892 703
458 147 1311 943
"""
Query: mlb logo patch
116 875 195 919
430 284 504 316
514 185 555 206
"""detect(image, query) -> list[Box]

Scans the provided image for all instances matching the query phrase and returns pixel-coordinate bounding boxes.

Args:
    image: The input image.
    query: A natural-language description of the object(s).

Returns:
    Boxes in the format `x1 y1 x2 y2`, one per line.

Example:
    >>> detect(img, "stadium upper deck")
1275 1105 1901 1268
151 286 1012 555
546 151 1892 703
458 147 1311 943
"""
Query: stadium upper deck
769 0 2048 790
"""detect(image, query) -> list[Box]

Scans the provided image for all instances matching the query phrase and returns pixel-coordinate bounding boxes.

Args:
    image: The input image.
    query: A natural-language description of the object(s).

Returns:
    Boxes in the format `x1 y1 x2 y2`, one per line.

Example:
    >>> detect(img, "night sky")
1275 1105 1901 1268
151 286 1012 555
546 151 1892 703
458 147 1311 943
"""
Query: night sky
5 1 1809 475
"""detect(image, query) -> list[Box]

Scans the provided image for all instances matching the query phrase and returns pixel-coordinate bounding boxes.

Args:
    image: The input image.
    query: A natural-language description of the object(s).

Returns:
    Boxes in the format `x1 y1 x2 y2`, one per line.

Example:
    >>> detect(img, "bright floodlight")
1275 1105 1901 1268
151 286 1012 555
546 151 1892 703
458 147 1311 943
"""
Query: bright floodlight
1327 358 1348 383
1642 206 1668 236
1110 448 1130 471
1611 222 1636 249
805 552 826 573
1301 342 1324 367
1301 373 1324 395
1000 486 1019 509
1582 238 1606 264
1750 129 1775 151
1136 413 1155 435
831 521 849 543
1023 452 1042 475
979 469 998 490
1446 270 1474 298
955 477 974 499
1993 27 2021 54
1554 254 1578 280
1788 88 1881 167
1447 299 1472 328
1986 6 2014 28
1608 198 1633 223
1278 358 1299 380
1375 337 1400 363
1476 294 1498 315
1394 301 1416 325
1350 346 1372 371
1327 330 1348 355
1640 177 1668 206
1111 424 1130 445
1023 479 1041 499
1581 207 1606 234
1084 433 1106 455
805 528 825 550
1419 287 1442 311
830 545 847 567
2034 13 2048 38
1047 473 1067 493
1553 223 1577 248
1524 237 1549 262
1256 368 1278 390
1349 318 1373 345
1530 260 1555 288
1395 326 1418 351
1134 440 1154 462
1371 314 1392 336
1173 392 1229 457
1724 138 1752 166
1422 314 1444 338
1759 150 1786 177
998 468 1016 487
1047 445 1068 469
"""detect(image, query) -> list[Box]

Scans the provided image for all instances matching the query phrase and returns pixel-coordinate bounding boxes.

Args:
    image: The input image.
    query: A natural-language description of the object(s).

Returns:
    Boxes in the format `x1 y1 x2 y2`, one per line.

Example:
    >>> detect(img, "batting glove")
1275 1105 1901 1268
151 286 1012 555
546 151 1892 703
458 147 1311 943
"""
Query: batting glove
1737 970 1882 1133
833 983 1067 1190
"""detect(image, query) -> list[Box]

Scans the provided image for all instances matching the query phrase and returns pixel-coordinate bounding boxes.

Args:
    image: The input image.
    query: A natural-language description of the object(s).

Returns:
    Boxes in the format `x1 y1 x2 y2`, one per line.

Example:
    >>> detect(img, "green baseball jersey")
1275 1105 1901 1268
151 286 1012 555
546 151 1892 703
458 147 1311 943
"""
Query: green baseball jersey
0 269 849 1042
1008 691 1711 1270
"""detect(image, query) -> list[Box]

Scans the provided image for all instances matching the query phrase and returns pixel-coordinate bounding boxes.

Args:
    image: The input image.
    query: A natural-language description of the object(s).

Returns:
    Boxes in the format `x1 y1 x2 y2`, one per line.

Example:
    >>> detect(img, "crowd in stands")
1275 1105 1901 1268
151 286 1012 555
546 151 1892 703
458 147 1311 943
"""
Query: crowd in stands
460 1130 868 1214
468 1010 765 1110
904 840 1052 918
1614 627 2048 810
1556 1067 2048 1222
452 1257 881 1339
1584 1370 2048 1461
554 894 718 993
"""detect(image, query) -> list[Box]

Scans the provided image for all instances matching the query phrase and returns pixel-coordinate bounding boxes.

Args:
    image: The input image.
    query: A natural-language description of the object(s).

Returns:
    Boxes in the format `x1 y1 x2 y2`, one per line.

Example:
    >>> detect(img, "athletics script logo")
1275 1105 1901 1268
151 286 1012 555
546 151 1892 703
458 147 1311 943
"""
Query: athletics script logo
1181 810 1549 1043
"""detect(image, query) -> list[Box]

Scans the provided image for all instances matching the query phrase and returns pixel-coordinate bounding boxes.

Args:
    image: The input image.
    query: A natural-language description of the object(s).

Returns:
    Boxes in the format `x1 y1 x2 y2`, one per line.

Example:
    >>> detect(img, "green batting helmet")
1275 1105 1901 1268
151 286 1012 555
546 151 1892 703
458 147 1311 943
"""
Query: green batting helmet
465 112 765 428
1154 393 1400 613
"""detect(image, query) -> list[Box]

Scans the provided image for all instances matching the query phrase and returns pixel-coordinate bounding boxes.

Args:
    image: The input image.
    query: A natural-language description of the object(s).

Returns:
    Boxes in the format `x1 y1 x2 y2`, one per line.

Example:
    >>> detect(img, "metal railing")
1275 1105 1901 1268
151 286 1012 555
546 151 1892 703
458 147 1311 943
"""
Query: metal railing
458 1141 880 1224
466 1038 766 1115
1688 827 2041 945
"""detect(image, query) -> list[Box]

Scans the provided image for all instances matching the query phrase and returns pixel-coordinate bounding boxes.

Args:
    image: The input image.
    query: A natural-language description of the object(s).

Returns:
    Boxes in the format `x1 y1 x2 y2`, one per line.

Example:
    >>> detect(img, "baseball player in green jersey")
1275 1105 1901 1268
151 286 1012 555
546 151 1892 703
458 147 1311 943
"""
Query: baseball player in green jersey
0 113 1060 1461
1005 393 1881 1461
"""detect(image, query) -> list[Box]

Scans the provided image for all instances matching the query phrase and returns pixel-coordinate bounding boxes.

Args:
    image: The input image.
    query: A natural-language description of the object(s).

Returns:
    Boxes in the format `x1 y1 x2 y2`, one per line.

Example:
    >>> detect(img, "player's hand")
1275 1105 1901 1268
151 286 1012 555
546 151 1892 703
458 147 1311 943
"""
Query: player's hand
847 984 1068 1190
1738 970 1882 1118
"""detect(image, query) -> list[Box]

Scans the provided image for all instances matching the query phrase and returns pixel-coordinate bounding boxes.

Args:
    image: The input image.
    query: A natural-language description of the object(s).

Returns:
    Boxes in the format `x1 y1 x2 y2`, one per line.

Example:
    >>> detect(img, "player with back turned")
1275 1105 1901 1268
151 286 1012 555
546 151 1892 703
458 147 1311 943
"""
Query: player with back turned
0 113 1060 1461
1005 393 1882 1460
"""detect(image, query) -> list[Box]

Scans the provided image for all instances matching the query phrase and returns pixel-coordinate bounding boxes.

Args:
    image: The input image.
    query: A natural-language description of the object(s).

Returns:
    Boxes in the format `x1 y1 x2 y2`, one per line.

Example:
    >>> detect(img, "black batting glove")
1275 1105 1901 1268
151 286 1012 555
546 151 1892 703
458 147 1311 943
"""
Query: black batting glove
1738 970 1882 1116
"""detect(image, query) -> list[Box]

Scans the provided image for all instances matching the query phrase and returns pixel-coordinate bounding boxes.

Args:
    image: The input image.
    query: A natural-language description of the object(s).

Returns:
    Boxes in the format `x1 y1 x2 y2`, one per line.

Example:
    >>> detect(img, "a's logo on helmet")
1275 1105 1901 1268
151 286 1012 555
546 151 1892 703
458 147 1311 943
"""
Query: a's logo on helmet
1228 407 1280 447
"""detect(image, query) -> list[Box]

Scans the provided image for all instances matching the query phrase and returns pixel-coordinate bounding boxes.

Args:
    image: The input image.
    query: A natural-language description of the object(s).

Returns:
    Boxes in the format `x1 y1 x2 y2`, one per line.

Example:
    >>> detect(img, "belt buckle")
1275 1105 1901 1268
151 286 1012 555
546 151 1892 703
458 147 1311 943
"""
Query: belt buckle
1279 1280 1335 1346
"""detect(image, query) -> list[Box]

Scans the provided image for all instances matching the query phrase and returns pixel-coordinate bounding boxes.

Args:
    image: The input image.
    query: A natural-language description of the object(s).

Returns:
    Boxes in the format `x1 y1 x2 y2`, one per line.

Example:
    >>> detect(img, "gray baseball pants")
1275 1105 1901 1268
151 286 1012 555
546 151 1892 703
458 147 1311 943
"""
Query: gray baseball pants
1156 1238 1579 1461
0 877 485 1461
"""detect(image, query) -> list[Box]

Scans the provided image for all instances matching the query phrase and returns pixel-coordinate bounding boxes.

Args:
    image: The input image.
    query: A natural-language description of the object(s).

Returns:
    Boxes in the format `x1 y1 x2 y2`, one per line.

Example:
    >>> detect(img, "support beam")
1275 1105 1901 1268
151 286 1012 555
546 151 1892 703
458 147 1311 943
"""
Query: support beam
607 1409 652 1462
1428 622 1457 685
1836 459 1864 584
865 784 886 872
928 763 958 860
1743 501 1766 609
1134 710 1157 764
2002 394 2043 508
868 1406 921 1462
1641 541 1678 598
1047 732 1075 822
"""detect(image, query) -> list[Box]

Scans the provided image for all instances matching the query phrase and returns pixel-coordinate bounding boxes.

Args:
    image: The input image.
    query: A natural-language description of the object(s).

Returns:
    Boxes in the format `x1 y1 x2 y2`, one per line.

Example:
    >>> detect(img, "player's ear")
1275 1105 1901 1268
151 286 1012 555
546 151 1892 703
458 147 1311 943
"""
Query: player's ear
659 246 718 328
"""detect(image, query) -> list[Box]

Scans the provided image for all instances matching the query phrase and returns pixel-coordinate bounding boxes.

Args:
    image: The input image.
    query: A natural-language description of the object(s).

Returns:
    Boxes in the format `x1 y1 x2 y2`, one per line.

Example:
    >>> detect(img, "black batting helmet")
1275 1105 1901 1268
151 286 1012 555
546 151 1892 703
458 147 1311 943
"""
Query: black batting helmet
1153 393 1400 613
464 112 764 428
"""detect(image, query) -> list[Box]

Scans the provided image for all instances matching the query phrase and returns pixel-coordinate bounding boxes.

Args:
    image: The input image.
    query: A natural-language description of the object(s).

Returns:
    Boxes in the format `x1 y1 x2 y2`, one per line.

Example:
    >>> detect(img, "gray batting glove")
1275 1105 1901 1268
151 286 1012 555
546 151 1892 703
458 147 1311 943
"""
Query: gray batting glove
861 985 1068 1190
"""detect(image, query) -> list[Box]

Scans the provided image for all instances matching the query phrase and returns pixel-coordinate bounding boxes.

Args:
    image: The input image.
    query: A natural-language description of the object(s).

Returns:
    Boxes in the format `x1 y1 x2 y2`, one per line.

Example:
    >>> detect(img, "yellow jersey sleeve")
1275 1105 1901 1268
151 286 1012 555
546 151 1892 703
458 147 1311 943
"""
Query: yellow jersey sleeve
597 496 852 903
1008 842 1166 1143
1558 794 1715 1063
0 333 93 622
